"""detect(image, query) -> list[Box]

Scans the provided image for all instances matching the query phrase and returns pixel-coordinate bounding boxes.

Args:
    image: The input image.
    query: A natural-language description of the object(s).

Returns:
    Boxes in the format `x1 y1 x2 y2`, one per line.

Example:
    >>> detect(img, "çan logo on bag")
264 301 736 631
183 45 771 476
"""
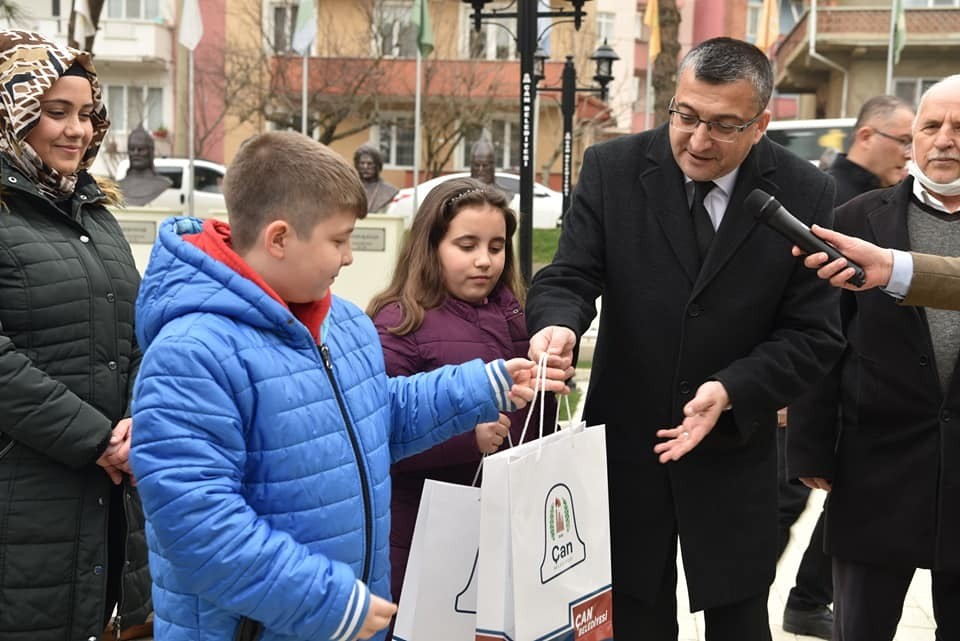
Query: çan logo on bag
540 483 587 583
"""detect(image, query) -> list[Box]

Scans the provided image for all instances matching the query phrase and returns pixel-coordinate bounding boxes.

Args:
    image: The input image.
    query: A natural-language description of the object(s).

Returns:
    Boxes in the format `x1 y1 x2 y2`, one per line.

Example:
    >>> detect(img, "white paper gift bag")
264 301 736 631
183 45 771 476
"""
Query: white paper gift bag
507 423 613 641
476 358 611 641
392 480 481 641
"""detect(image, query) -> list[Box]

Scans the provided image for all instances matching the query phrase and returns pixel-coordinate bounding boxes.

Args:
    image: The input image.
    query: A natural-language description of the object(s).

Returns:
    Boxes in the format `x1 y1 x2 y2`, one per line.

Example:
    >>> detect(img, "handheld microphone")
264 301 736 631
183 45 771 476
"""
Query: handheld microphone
745 188 866 287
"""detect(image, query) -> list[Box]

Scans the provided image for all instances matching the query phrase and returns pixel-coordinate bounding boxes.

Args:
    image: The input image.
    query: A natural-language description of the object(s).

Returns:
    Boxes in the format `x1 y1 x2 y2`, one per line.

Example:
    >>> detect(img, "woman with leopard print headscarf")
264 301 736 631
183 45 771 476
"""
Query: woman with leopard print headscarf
0 30 151 641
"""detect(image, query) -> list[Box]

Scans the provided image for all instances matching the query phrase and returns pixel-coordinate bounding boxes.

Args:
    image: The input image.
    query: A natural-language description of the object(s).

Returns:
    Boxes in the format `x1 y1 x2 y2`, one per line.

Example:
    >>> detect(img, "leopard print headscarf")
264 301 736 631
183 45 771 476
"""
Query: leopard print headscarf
0 29 109 201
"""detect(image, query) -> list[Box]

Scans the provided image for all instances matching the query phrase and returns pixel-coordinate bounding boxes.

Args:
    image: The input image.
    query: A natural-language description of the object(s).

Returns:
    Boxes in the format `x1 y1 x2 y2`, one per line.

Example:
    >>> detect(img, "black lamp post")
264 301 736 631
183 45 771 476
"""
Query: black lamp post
463 0 592 285
535 41 618 219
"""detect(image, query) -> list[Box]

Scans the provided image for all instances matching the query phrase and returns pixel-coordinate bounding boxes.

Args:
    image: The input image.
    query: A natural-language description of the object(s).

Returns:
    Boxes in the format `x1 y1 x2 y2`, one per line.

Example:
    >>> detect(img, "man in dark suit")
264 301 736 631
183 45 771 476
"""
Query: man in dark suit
525 37 844 641
788 74 960 641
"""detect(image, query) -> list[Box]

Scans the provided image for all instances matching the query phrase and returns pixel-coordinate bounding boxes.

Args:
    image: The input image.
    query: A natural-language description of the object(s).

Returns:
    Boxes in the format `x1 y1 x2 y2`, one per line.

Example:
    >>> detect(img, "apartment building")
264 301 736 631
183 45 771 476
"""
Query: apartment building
775 0 960 118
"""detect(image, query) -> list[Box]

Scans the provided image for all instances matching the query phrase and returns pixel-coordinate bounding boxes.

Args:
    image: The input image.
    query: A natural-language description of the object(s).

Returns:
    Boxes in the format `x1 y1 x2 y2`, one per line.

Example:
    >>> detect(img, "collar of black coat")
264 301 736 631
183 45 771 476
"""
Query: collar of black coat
636 124 785 287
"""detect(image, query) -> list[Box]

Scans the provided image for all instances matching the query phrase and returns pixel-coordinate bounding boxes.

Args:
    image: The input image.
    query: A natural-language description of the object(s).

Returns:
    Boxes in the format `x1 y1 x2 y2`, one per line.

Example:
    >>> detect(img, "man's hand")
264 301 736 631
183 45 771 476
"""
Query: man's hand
354 594 397 640
654 381 729 463
503 358 573 408
476 413 511 454
800 476 832 492
528 326 576 372
96 418 135 485
792 225 893 291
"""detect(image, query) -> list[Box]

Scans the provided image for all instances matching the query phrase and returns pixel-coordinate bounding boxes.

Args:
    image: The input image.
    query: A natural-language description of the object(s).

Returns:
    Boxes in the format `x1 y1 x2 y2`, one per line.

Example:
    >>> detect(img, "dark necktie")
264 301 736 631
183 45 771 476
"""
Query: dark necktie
691 180 716 263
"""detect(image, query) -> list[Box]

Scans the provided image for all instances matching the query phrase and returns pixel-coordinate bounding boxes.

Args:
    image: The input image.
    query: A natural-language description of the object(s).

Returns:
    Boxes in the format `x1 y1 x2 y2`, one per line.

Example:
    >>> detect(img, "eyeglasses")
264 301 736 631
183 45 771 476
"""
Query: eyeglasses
668 98 764 143
872 129 912 151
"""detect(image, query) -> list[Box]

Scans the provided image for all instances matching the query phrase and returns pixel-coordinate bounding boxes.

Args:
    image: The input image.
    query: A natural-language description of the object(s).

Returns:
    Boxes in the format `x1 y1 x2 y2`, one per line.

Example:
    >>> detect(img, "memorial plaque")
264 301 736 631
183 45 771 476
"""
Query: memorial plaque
117 220 158 245
351 227 386 252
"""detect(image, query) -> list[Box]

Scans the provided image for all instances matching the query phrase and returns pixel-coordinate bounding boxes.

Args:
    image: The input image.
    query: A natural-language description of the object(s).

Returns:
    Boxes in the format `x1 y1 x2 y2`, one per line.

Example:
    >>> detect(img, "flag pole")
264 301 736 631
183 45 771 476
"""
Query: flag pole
411 0 432 218
291 0 317 135
302 54 308 135
885 0 897 94
187 46 195 217
179 0 203 217
413 48 422 217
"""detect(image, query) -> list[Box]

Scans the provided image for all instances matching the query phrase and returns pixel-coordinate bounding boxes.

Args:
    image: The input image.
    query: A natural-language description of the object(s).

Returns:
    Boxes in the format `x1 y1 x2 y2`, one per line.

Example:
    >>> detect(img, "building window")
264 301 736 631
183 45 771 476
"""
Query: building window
379 117 416 167
596 11 615 48
461 119 520 171
377 1 417 58
746 0 762 43
105 85 164 135
106 0 161 20
271 3 298 53
462 5 516 60
894 77 940 107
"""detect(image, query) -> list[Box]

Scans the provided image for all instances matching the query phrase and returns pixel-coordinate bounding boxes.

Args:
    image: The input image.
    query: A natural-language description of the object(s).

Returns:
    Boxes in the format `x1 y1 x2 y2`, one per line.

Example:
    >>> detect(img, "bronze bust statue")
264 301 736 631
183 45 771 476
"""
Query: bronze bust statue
469 138 497 186
354 144 398 213
117 125 172 206
469 138 514 200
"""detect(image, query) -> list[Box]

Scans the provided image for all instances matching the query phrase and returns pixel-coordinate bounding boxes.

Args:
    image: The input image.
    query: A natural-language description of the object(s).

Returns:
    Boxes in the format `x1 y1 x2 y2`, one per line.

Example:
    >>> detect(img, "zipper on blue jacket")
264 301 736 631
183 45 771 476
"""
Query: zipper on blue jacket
319 343 374 584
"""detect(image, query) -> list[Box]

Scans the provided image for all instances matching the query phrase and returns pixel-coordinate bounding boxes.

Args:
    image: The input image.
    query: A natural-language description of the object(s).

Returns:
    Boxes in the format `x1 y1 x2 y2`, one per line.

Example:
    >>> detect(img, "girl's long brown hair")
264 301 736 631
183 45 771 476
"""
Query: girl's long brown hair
366 177 523 335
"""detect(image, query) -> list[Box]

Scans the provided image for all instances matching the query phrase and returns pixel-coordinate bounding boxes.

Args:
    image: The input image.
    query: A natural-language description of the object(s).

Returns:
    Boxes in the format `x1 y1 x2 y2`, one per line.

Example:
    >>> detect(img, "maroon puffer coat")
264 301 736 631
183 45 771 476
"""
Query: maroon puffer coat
372 284 556 601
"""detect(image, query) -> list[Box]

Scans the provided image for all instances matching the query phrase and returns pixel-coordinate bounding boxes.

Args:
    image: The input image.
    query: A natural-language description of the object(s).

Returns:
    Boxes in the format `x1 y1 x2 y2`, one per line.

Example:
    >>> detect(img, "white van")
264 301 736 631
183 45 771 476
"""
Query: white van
115 158 226 217
766 118 856 166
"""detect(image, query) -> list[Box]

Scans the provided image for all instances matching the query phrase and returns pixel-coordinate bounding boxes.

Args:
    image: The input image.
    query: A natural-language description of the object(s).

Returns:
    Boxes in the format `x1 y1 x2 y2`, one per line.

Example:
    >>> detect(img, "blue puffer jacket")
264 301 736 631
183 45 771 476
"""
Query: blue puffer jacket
131 217 503 641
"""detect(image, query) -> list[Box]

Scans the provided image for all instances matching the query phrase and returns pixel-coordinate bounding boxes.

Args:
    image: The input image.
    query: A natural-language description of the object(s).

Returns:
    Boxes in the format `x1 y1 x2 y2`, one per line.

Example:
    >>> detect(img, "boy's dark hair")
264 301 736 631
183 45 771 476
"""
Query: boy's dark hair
366 177 524 335
224 131 367 253
678 37 773 113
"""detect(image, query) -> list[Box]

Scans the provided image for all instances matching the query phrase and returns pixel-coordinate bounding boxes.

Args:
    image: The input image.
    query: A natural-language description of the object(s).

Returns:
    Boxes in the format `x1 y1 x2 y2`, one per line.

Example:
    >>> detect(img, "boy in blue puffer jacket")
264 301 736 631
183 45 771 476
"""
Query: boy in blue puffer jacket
129 131 569 641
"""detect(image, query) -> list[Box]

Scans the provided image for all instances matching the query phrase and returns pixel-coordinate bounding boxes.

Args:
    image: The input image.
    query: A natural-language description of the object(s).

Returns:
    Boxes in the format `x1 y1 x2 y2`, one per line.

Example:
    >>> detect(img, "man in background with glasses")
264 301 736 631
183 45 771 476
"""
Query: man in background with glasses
526 37 843 641
827 95 915 206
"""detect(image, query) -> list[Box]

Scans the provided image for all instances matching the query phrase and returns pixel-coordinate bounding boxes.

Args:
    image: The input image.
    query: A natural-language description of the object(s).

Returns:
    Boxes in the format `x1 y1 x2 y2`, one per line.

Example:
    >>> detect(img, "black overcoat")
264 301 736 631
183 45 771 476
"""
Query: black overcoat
788 178 960 572
526 125 844 610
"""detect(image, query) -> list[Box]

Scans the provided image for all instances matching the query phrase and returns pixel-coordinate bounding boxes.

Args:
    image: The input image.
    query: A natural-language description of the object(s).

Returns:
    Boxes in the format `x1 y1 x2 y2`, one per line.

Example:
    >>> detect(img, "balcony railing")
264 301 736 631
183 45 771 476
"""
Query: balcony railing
776 7 960 72
19 16 173 67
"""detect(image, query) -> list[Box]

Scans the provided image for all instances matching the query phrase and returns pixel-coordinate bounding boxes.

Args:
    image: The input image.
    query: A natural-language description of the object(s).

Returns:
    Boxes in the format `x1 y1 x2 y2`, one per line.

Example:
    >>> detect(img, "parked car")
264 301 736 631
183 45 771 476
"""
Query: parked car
766 118 855 166
384 172 564 229
115 158 226 218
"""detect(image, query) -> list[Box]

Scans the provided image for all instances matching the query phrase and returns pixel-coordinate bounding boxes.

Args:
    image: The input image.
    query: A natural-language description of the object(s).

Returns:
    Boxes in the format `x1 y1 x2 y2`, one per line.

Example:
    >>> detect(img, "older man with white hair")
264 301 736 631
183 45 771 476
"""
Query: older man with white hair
788 74 960 641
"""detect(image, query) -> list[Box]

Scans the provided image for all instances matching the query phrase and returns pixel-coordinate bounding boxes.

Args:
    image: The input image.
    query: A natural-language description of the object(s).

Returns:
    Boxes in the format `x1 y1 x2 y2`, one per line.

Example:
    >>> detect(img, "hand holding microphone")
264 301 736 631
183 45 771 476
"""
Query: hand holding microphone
745 189 866 288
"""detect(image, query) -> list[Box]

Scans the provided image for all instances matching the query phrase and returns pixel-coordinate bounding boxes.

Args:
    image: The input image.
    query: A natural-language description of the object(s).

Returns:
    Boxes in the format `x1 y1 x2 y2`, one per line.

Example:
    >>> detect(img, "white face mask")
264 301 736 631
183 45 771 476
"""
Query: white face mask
907 160 960 197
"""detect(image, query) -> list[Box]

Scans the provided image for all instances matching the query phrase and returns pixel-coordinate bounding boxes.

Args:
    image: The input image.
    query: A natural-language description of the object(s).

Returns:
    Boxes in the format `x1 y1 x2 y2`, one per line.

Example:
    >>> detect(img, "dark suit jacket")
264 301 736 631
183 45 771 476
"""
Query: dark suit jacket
905 252 960 311
826 153 881 207
788 178 960 572
525 125 844 610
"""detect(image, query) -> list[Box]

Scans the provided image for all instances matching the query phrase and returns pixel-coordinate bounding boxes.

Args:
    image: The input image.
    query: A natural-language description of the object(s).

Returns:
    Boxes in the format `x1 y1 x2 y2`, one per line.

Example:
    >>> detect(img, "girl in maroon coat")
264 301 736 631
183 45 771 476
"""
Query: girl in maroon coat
367 177 555 602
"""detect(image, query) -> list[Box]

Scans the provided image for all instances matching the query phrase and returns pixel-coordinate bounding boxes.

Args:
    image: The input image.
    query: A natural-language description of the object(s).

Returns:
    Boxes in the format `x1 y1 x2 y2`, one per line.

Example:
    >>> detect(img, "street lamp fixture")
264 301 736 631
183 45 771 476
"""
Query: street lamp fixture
533 44 549 83
537 44 617 222
591 39 619 101
461 0 594 283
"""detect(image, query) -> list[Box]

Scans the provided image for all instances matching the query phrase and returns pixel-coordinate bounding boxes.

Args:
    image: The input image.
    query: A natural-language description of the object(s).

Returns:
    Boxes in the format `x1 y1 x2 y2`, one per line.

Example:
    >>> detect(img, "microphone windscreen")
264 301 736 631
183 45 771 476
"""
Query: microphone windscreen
745 189 776 219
